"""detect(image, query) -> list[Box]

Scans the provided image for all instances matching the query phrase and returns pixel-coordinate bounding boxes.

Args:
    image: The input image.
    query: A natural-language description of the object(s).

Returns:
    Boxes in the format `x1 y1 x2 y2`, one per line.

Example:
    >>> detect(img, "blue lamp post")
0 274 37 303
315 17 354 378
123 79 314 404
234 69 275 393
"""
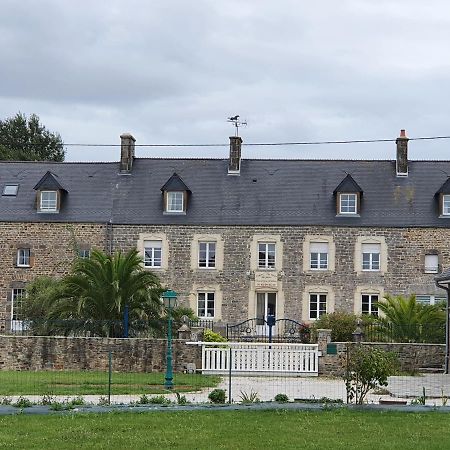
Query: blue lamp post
162 290 178 389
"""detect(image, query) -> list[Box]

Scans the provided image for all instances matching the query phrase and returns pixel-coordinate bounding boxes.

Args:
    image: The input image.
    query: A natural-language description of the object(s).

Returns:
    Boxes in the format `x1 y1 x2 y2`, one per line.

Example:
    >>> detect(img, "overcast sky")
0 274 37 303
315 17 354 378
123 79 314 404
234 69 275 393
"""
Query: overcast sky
1 0 450 161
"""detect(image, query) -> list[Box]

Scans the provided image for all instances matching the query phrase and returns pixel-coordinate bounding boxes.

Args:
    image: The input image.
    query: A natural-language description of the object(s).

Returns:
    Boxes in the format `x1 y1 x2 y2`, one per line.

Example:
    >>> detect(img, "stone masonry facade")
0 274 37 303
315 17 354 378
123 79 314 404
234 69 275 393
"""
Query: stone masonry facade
0 221 448 326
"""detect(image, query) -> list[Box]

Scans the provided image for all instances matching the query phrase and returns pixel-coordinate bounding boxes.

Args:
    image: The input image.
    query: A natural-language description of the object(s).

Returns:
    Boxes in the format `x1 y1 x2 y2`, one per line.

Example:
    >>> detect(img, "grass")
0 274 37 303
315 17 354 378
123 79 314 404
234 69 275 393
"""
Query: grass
0 409 449 449
0 371 219 395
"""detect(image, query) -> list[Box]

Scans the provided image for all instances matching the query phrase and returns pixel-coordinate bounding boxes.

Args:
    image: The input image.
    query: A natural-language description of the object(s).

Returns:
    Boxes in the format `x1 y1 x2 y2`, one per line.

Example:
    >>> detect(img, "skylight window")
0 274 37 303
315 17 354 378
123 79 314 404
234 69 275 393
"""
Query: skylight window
2 184 19 196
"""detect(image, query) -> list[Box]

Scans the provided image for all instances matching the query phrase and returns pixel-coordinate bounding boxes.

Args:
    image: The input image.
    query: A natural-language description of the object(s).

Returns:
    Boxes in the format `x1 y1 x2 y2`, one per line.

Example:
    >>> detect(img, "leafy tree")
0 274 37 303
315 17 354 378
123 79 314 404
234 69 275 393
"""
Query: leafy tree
375 294 445 343
343 346 397 404
22 249 163 337
0 113 64 161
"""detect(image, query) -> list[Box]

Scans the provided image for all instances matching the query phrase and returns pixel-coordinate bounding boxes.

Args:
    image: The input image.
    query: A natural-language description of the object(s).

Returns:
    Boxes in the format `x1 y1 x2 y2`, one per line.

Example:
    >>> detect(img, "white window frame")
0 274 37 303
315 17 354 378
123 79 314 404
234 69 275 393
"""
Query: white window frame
362 243 380 271
361 294 379 316
166 191 184 213
198 242 216 269
11 288 26 332
197 292 215 319
40 190 58 212
144 240 162 268
258 242 276 269
443 195 450 216
424 254 439 274
17 248 31 267
310 242 329 270
309 293 327 320
416 295 446 306
79 249 91 259
339 193 357 214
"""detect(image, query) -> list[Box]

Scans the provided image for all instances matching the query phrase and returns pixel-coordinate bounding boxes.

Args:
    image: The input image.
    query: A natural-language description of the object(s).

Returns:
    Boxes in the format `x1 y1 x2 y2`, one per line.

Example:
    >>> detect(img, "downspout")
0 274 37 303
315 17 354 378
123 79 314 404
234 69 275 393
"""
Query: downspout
435 280 450 374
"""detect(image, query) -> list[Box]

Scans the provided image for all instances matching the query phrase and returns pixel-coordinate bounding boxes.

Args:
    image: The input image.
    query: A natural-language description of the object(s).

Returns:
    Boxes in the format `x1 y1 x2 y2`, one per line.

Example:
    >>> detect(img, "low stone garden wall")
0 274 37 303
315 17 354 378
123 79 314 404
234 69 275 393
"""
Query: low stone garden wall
316 329 446 376
0 335 202 373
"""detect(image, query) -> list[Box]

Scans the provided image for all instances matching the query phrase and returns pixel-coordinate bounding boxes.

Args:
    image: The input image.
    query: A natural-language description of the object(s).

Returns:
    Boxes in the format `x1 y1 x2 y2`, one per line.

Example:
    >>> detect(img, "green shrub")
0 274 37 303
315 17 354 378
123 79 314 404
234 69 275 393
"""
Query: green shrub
148 395 171 405
1 397 12 405
97 396 109 406
208 389 226 404
239 390 260 404
311 312 375 342
343 346 398 404
13 397 33 408
175 392 188 405
203 329 227 342
274 393 289 403
69 396 85 406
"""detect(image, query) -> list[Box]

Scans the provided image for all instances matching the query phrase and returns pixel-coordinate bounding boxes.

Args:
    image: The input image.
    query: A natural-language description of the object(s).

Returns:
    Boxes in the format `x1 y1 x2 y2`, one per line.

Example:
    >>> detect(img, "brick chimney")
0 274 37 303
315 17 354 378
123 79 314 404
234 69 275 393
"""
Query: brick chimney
228 136 242 175
119 133 136 174
396 129 409 176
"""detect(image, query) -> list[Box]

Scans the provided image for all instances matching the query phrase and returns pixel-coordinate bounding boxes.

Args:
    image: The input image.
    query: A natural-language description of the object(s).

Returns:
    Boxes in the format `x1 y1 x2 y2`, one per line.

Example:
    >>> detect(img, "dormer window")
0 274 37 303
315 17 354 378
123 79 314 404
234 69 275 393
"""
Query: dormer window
2 184 19 196
40 191 58 212
339 193 357 214
167 191 184 213
33 171 67 214
333 174 363 216
161 173 191 214
443 195 450 216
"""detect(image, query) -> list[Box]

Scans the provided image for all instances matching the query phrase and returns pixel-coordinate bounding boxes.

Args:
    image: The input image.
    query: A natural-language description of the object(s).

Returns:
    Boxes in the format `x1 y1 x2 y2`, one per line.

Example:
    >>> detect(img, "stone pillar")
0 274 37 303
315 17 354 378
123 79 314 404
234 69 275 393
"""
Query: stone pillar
317 329 332 353
352 318 364 343
177 324 191 340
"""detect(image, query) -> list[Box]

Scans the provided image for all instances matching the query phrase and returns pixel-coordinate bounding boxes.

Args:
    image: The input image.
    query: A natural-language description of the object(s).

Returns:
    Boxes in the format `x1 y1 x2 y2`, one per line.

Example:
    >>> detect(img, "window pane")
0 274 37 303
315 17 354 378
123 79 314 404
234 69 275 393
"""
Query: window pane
424 254 439 273
144 241 162 267
310 252 319 269
2 184 18 196
167 192 183 212
444 195 450 214
340 194 357 213
17 248 30 266
40 191 57 211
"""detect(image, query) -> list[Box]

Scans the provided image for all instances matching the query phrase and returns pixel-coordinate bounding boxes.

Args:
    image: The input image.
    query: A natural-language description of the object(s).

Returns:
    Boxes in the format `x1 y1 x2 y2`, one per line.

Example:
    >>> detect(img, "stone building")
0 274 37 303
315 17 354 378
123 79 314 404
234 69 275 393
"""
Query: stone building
0 130 449 330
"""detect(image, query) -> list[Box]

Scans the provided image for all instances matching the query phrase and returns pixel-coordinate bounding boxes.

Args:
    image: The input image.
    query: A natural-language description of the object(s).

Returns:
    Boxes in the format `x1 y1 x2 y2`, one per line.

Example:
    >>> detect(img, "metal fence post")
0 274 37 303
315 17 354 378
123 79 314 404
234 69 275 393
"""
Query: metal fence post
228 346 232 404
108 351 112 405
123 305 129 338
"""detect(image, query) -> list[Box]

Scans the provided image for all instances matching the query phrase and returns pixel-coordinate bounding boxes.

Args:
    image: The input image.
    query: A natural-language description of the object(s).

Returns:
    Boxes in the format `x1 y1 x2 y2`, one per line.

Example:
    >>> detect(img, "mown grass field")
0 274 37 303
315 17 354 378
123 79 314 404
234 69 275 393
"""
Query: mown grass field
0 371 219 395
0 409 449 449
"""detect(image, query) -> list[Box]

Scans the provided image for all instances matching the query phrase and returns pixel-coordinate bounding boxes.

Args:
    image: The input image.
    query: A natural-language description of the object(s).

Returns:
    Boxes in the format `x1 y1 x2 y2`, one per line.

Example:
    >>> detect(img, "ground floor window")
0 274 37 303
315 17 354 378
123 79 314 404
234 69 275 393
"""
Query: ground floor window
309 293 327 320
361 294 379 316
415 295 446 306
197 292 215 318
11 288 26 332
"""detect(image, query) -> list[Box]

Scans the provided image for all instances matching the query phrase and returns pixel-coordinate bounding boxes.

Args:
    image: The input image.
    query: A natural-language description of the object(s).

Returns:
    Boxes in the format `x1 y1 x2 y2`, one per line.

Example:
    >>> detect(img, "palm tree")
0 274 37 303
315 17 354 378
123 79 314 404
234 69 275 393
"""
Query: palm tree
375 294 445 343
48 248 163 337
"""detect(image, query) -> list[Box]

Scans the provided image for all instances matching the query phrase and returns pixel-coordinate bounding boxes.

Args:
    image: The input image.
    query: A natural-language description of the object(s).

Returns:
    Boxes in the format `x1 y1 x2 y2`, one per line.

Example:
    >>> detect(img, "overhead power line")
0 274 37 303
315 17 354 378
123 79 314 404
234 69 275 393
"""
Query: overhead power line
1 135 450 148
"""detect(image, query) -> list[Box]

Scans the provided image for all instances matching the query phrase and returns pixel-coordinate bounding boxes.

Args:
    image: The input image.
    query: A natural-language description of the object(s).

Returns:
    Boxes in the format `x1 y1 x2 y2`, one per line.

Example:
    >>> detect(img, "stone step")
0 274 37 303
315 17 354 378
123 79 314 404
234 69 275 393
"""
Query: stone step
418 367 445 374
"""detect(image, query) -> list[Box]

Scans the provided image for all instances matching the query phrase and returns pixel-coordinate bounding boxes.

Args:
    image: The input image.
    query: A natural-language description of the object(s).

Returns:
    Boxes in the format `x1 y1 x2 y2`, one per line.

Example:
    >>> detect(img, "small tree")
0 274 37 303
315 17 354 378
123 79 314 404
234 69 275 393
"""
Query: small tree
343 346 397 404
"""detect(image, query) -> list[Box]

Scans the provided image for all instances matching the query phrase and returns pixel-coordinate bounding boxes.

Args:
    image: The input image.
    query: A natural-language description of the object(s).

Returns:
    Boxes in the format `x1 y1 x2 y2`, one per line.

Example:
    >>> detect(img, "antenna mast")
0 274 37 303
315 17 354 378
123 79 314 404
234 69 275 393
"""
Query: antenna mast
227 115 247 137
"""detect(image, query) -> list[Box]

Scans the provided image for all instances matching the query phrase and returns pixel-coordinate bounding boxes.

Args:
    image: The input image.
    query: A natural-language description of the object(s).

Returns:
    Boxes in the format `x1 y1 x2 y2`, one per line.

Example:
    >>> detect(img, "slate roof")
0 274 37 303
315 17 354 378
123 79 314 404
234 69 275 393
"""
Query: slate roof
1 158 450 227
33 171 66 192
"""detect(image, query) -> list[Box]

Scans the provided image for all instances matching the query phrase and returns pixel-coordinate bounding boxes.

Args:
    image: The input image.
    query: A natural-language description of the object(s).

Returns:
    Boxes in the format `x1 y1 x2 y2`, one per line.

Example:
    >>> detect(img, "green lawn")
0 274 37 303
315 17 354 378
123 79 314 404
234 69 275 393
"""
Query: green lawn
0 371 219 395
0 409 449 449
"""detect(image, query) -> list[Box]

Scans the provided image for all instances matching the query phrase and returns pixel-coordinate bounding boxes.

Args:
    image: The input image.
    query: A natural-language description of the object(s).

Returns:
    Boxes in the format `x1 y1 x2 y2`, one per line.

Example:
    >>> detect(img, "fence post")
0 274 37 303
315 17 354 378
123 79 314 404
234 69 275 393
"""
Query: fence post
108 351 112 405
228 346 232 404
123 305 129 338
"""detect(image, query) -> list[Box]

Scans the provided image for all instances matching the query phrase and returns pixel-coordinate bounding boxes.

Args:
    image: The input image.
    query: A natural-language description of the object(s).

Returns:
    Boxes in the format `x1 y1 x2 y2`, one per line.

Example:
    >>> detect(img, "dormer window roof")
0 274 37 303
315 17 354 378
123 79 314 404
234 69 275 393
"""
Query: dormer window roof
435 178 450 217
333 174 363 216
33 171 67 213
160 173 191 214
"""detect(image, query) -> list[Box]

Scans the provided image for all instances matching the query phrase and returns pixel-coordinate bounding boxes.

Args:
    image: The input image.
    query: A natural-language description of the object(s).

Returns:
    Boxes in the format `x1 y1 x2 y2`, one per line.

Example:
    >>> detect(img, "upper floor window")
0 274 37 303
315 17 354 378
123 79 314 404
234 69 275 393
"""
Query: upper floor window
17 248 31 267
443 195 450 216
167 191 184 213
361 294 378 316
258 242 276 269
40 191 58 212
310 242 328 270
362 243 380 271
199 242 216 268
339 193 357 214
416 294 446 305
309 293 327 320
144 240 162 268
197 292 215 318
424 254 439 274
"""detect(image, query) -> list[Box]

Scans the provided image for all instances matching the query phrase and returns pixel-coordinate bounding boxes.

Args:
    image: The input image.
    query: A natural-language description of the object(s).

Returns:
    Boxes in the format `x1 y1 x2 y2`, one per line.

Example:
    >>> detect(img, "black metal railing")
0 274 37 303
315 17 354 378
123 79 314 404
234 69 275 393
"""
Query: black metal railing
363 322 445 344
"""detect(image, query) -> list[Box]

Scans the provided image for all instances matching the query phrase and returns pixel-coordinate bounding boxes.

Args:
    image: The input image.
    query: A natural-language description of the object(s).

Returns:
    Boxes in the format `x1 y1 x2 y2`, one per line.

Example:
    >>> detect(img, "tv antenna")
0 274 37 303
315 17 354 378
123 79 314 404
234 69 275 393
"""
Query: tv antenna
227 115 247 137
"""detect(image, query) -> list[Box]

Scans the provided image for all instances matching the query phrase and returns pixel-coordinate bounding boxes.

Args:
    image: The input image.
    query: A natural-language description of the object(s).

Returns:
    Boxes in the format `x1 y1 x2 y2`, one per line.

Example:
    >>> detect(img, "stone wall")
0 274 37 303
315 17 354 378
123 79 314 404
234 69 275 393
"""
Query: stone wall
1 222 449 324
0 222 106 323
0 335 202 373
318 341 446 376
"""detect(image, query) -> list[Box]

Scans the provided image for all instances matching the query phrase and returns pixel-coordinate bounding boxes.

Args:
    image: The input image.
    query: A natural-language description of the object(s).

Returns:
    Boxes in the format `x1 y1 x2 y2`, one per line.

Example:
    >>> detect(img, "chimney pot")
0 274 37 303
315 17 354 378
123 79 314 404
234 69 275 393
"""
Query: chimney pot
120 133 136 174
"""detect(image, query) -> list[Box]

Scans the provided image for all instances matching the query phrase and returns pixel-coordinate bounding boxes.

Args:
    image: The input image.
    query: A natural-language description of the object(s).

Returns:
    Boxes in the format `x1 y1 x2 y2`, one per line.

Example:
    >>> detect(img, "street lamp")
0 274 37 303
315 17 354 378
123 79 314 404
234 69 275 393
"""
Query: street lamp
162 289 178 389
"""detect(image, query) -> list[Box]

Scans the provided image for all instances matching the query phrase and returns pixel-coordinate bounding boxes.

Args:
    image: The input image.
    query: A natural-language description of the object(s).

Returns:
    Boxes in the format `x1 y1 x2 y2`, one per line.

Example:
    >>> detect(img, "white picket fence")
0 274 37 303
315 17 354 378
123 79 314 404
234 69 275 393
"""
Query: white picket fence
191 342 319 376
